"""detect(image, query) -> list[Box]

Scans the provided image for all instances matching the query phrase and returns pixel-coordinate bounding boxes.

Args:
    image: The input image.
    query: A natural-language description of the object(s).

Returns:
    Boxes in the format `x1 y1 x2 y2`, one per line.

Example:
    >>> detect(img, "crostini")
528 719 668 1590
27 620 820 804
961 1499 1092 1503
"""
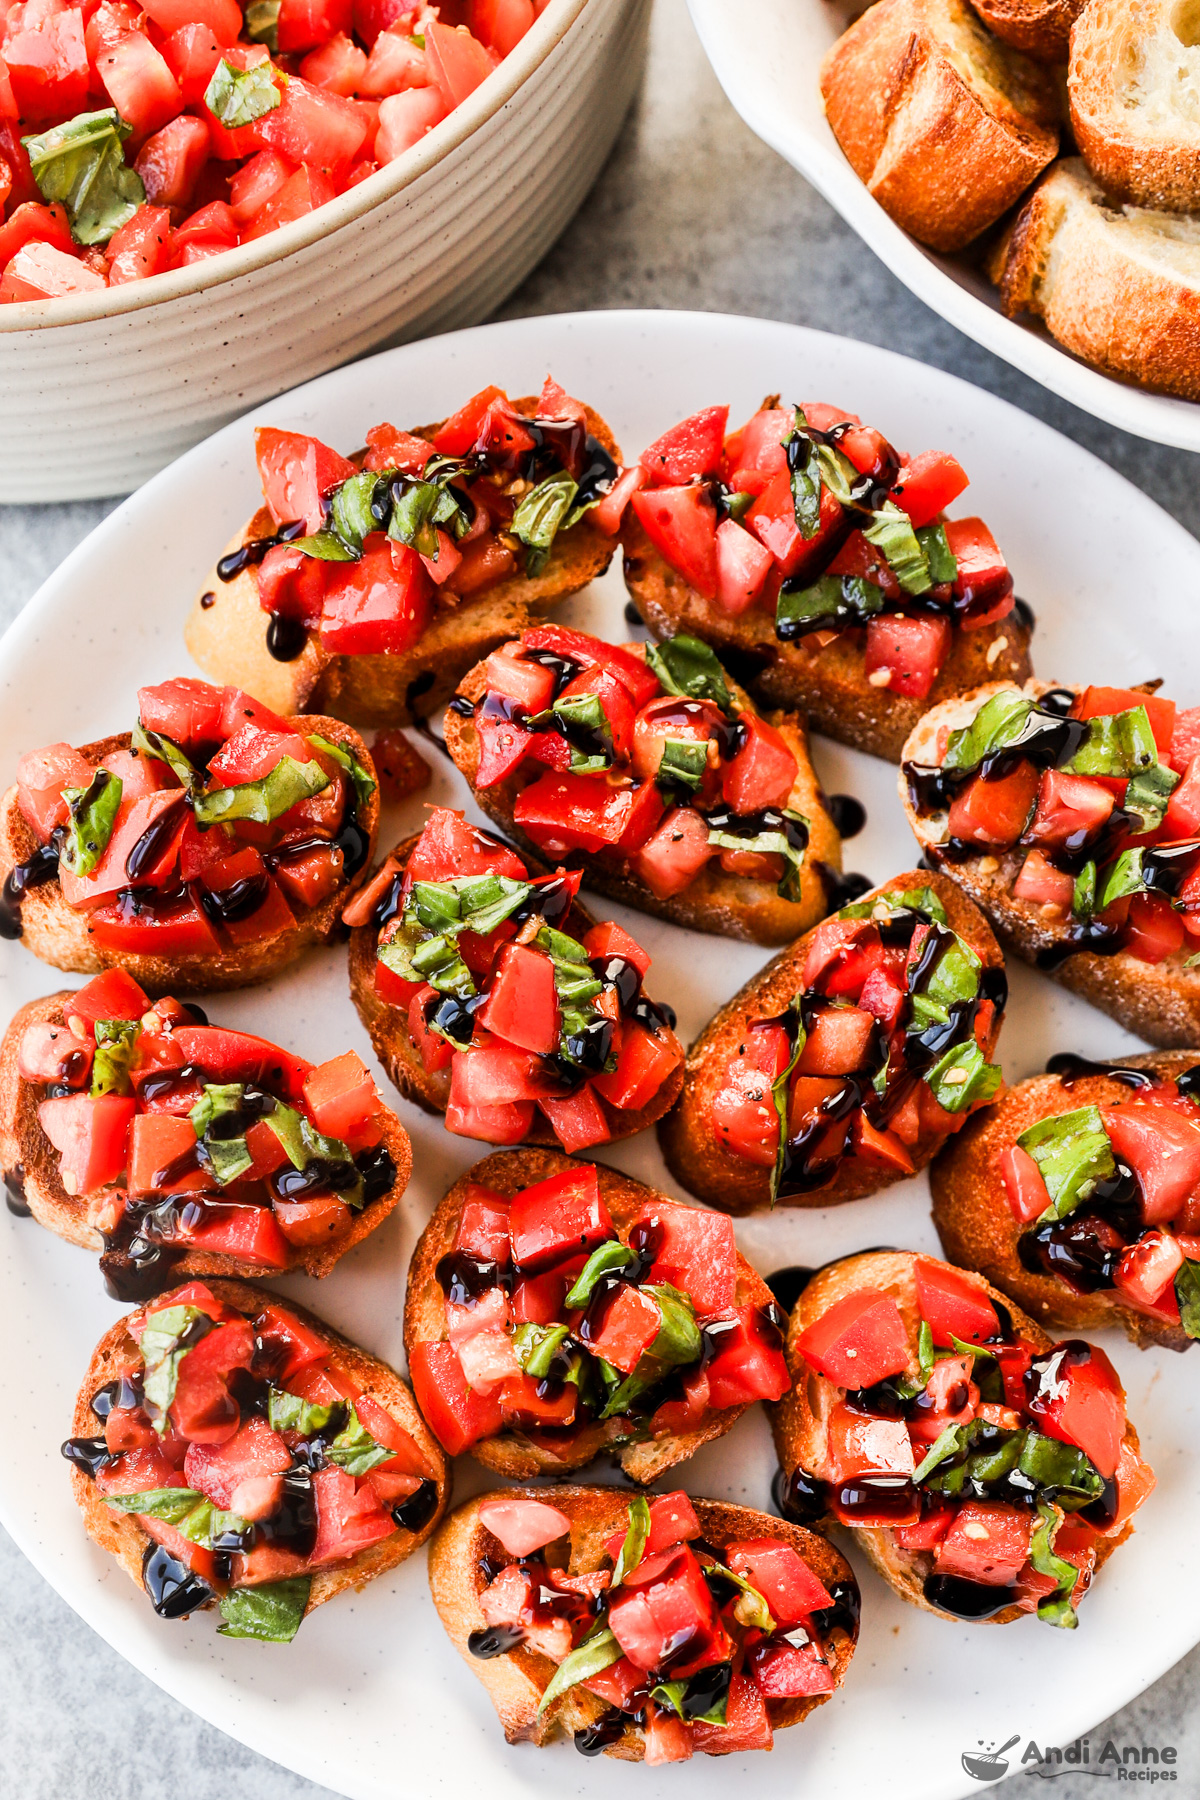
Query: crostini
443 622 844 944
346 808 685 1153
0 966 411 1300
968 0 1084 60
659 872 1006 1213
771 1250 1155 1627
900 677 1200 1044
933 1050 1200 1351
185 377 633 726
0 676 379 993
428 1486 858 1760
404 1148 789 1482
63 1278 446 1640
1069 0 1200 212
621 399 1032 761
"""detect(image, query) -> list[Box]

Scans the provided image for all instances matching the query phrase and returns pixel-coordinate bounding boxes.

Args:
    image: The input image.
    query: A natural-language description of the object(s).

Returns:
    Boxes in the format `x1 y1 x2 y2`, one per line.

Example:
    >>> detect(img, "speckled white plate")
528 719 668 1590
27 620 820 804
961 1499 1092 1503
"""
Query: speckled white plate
688 0 1200 453
2 311 1199 1800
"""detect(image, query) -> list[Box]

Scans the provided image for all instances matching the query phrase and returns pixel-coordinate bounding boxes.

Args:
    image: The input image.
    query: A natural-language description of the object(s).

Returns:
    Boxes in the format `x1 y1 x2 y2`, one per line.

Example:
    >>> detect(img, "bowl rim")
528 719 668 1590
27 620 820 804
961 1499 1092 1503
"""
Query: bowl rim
0 0 589 334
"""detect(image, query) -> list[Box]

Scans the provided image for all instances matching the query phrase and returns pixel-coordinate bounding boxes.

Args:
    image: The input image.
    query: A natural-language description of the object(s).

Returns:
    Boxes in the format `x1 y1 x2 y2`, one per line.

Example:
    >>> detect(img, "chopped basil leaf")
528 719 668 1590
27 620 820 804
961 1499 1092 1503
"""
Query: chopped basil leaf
783 409 823 540
1066 706 1157 779
321 1402 395 1476
646 635 733 712
706 808 810 903
304 734 375 815
1072 861 1096 920
189 1082 253 1186
611 1494 650 1587
1018 1431 1103 1502
924 1038 1002 1114
131 723 199 790
1029 1502 1080 1629
862 500 931 595
204 58 282 129
943 690 1034 773
895 1319 936 1398
267 1387 336 1435
91 1018 140 1097
1124 760 1180 833
59 769 122 877
1016 1105 1114 1222
907 932 982 1036
193 755 329 827
138 1303 211 1432
916 522 957 586
656 738 709 794
289 530 357 562
1096 847 1147 911
243 0 280 49
776 573 886 639
537 1624 622 1714
264 1104 362 1206
912 1423 967 1486
218 1576 311 1643
564 1240 635 1308
104 1486 206 1525
770 1001 807 1207
813 439 858 509
650 1679 687 1719
513 1322 571 1381
23 108 143 245
553 690 612 774
386 479 440 557
839 886 947 926
643 1282 700 1365
1175 1259 1200 1341
706 1559 774 1632
405 873 529 941
533 924 606 1065
411 931 475 998
328 470 383 556
511 471 579 576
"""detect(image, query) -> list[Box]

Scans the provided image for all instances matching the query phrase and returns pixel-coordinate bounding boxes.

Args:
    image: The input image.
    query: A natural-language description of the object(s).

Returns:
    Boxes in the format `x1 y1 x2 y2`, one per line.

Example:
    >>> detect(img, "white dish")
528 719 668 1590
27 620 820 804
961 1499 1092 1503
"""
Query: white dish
2 309 1199 1800
0 0 650 503
687 0 1200 452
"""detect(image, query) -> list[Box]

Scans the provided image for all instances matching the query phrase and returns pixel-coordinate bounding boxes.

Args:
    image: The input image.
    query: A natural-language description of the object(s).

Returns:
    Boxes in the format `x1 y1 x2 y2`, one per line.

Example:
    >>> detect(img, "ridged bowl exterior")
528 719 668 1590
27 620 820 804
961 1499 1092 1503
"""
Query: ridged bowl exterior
0 0 650 501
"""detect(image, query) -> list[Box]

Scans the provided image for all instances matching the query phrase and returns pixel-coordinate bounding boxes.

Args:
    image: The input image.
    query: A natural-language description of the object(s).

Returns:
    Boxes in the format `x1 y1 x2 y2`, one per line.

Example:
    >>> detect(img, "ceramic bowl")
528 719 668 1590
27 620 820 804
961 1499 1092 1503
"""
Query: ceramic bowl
0 0 651 501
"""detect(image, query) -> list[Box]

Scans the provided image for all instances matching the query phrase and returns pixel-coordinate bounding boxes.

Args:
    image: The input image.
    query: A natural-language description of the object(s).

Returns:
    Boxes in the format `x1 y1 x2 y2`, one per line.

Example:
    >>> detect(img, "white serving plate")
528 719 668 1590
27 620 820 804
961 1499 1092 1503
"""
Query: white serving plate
2 310 1198 1800
687 0 1200 453
0 0 650 502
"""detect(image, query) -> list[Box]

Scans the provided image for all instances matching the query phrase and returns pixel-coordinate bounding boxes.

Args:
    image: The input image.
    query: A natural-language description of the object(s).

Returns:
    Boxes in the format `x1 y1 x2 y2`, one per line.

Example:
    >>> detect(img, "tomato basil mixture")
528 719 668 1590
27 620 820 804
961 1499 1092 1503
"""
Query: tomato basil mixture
1002 1067 1200 1337
905 682 1200 968
227 376 630 666
627 401 1013 700
469 1490 855 1761
24 965 397 1294
409 1164 789 1456
780 1258 1155 1626
713 887 1005 1201
62 1281 438 1639
463 625 812 902
360 808 684 1151
3 675 373 956
0 1 545 301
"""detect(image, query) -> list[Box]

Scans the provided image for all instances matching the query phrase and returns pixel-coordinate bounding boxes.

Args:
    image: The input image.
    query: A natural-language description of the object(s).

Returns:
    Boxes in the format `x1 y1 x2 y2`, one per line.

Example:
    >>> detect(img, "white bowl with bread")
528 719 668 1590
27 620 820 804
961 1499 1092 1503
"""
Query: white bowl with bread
0 0 650 504
688 0 1200 449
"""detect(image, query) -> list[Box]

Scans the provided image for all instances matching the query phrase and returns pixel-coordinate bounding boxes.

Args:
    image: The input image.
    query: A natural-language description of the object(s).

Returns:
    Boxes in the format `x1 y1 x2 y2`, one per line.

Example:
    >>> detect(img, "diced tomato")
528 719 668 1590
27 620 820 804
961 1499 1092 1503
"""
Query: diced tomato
423 19 493 108
255 70 368 173
638 1201 736 1316
184 1415 290 1509
453 1185 511 1264
825 1403 916 1487
19 1020 92 1087
513 769 643 855
403 985 449 1074
476 1497 570 1557
255 426 355 533
376 86 447 166
1106 1440 1157 1535
169 1318 255 1443
631 484 718 599
14 741 95 840
724 405 793 486
914 1256 999 1346
1026 1344 1125 1480
206 723 309 785
863 613 951 699
316 536 433 655
302 1051 379 1147
712 516 773 614
508 1164 613 1272
273 0 354 54
88 888 222 959
893 1499 955 1551
256 1302 330 1379
405 808 526 886
408 1339 503 1454
167 1024 310 1098
520 626 660 708
639 405 729 486
582 919 651 977
160 20 226 104
1101 1101 1200 1223
538 1083 611 1153
602 1491 702 1565
850 1113 915 1173
138 674 235 747
947 762 1039 848
703 1305 790 1407
889 448 969 528
590 1017 681 1114
97 30 181 137
588 1282 661 1373
58 788 188 911
508 1270 562 1324
1076 686 1176 756
1012 850 1075 910
63 967 151 1026
728 1538 833 1626
38 1092 135 1194
720 712 796 813
484 642 557 713
1125 890 1186 964
173 199 238 258
6 8 89 123
630 803 713 899
747 1637 834 1699
126 1111 206 1195
797 1287 910 1388
308 1464 395 1564
1026 770 1114 848
1170 707 1200 776
997 1142 1052 1226
746 467 843 581
610 1544 719 1671
106 203 174 283
589 462 648 535
499 1369 578 1429
445 1089 535 1147
796 1006 876 1076
1114 1227 1184 1312
273 1194 352 1247
934 1501 1031 1586
197 847 295 946
475 942 558 1055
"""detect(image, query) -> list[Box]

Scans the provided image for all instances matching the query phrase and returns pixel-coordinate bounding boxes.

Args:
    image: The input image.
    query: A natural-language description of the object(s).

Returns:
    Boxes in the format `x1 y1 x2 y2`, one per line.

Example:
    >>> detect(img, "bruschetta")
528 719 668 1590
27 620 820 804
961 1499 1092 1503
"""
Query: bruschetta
771 1250 1155 1627
443 622 844 944
932 1050 1200 1351
185 378 633 727
428 1486 858 1760
659 872 1006 1213
0 966 411 1300
346 807 685 1154
900 677 1200 1045
0 676 379 994
620 399 1033 762
62 1278 446 1639
404 1147 789 1483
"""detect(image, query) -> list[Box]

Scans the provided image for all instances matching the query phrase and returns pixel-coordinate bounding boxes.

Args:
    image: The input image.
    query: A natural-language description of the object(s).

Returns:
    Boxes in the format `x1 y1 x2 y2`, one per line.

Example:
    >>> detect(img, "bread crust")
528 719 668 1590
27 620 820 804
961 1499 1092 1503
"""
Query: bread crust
184 401 621 727
992 160 1200 402
658 869 1006 1214
770 1250 1138 1625
68 1277 448 1624
820 0 1059 253
0 990 413 1282
443 655 844 946
404 1147 781 1482
1070 0 1200 211
427 1486 858 1754
347 832 685 1145
0 715 379 994
900 676 1200 1045
968 0 1084 59
621 515 1033 764
932 1052 1197 1350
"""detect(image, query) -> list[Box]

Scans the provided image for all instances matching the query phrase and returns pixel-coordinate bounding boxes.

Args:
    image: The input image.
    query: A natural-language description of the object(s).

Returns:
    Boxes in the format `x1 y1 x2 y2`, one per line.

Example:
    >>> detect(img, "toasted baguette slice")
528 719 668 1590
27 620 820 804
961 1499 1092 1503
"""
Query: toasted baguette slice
0 715 379 993
0 990 413 1283
658 870 1005 1214
69 1278 448 1626
900 676 1200 1044
621 514 1033 765
932 1052 1197 1350
771 1250 1140 1625
443 655 843 945
405 1147 780 1482
820 0 1059 253
184 400 621 727
968 0 1084 59
347 832 684 1146
428 1486 857 1755
1070 0 1200 210
992 159 1200 400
